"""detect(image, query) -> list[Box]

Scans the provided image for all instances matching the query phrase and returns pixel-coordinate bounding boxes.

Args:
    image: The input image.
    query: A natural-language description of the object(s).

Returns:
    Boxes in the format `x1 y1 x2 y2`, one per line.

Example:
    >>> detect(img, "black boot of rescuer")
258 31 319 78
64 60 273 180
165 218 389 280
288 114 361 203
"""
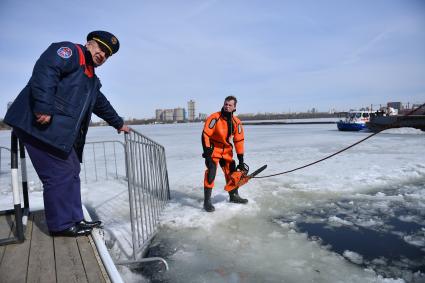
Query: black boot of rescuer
229 189 248 204
203 188 215 212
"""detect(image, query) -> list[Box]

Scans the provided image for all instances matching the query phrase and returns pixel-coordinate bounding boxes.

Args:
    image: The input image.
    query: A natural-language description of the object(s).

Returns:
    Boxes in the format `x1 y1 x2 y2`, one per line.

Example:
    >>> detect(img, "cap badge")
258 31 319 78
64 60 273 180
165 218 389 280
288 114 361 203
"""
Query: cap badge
111 36 118 45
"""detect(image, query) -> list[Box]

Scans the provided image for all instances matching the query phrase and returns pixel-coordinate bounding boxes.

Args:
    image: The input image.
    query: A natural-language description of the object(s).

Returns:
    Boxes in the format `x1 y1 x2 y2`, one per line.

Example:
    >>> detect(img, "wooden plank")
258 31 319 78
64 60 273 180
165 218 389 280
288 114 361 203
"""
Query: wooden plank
0 215 13 237
88 235 111 283
2 212 111 283
77 236 107 283
0 213 33 283
27 211 56 283
54 236 88 283
0 215 13 265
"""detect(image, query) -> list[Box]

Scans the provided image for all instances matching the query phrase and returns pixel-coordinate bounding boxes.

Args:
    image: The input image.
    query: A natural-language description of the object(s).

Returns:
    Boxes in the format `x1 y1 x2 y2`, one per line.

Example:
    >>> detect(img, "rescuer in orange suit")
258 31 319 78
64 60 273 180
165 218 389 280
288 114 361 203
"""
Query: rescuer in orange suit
201 96 248 212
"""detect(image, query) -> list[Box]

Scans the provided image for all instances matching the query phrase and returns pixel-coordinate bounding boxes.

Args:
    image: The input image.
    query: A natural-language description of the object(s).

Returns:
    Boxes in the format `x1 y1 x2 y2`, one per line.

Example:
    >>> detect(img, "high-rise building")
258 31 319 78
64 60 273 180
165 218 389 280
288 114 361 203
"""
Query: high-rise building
188 100 195 121
173 108 185 121
155 109 163 121
198 113 207 120
164 109 174 121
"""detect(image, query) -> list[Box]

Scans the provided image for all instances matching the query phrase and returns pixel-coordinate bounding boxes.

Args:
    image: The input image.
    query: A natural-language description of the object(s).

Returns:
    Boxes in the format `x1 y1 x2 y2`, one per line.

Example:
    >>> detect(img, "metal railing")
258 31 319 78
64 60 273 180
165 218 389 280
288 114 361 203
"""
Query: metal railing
115 129 170 267
82 140 127 183
0 129 171 270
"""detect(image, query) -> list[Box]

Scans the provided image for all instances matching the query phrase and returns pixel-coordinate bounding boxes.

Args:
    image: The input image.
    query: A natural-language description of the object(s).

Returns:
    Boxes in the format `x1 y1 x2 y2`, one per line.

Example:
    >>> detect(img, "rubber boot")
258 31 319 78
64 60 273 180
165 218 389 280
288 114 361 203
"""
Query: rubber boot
229 189 248 204
204 188 215 212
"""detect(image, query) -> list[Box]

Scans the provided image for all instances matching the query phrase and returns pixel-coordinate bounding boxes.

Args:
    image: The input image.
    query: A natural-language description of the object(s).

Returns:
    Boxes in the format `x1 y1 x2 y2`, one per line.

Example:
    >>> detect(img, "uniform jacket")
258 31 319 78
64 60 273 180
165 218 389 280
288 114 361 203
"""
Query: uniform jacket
202 110 244 160
4 41 123 161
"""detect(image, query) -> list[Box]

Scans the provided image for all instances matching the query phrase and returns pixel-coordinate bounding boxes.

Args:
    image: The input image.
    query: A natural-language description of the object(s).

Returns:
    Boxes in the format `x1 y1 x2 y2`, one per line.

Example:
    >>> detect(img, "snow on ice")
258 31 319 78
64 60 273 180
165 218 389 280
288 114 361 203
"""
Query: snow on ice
1 123 424 283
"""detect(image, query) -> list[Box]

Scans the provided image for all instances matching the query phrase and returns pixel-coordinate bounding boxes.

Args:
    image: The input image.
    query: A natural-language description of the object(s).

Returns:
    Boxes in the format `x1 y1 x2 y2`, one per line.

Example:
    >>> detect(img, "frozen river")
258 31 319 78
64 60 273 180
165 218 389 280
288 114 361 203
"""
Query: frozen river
0 122 424 282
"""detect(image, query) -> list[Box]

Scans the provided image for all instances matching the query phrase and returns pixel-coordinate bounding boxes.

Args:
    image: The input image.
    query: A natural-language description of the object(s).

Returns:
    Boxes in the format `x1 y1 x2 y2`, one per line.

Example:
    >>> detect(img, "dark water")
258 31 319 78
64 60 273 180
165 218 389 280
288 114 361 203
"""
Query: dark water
129 234 176 283
295 221 424 273
277 187 425 283
298 221 423 261
135 184 425 282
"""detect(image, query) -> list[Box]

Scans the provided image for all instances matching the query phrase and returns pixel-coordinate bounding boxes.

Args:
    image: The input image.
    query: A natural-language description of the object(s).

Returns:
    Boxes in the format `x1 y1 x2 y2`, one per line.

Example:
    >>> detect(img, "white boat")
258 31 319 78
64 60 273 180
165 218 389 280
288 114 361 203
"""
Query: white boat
337 110 373 131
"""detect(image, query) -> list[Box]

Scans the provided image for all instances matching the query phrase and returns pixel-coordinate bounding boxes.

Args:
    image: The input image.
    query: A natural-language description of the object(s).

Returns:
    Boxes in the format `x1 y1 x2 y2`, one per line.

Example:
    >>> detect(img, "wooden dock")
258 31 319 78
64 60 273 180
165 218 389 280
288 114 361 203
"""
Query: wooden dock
0 210 110 283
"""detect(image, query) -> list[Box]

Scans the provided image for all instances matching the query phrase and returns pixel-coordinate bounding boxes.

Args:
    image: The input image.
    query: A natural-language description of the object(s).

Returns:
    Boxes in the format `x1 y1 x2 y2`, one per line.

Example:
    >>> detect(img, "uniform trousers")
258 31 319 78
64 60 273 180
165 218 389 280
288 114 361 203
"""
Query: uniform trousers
19 134 83 232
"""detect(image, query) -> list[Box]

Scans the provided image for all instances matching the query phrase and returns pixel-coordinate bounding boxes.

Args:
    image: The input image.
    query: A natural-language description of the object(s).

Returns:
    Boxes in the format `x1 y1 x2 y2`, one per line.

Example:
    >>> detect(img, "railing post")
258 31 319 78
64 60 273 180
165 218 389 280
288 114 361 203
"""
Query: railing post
11 132 24 242
0 133 30 246
124 131 137 261
18 140 29 210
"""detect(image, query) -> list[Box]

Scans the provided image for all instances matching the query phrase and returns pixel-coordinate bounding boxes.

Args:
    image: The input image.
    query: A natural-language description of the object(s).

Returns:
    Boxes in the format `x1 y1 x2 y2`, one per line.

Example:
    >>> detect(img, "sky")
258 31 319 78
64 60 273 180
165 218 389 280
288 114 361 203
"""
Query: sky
0 0 424 119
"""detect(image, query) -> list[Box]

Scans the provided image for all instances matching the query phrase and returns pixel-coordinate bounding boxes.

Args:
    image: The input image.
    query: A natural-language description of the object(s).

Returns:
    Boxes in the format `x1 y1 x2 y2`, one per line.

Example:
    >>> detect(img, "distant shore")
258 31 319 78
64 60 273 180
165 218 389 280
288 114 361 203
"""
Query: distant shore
0 112 343 130
244 120 337 125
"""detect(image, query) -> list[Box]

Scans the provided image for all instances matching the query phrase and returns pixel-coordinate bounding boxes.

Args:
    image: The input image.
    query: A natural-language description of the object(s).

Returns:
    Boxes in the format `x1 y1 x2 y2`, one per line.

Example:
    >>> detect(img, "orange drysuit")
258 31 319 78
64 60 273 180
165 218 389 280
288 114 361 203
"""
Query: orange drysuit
202 110 244 189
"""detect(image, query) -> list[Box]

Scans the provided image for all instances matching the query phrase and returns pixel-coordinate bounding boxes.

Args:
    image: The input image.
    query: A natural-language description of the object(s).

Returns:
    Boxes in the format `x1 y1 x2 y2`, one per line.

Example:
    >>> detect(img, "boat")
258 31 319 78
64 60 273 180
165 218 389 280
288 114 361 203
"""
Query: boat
366 114 425 132
366 105 425 132
337 110 373 131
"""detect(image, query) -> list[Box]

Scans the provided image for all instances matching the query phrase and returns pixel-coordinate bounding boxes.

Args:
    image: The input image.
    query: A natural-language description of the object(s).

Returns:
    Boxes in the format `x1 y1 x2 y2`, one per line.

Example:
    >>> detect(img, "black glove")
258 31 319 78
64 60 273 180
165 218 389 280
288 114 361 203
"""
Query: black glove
202 146 213 158
236 154 248 171
203 147 216 184
203 146 214 168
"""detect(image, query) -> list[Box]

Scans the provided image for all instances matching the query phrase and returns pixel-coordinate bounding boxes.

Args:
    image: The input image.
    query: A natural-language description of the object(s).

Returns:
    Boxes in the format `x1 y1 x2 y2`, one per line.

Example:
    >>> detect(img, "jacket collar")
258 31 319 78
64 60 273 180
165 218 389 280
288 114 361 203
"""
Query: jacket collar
81 45 95 69
221 107 233 120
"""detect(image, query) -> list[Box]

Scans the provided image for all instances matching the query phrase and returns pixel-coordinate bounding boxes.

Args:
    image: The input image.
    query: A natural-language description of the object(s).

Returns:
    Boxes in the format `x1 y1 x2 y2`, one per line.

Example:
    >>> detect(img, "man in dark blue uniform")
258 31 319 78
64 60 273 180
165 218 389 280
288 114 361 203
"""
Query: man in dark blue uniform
4 31 130 236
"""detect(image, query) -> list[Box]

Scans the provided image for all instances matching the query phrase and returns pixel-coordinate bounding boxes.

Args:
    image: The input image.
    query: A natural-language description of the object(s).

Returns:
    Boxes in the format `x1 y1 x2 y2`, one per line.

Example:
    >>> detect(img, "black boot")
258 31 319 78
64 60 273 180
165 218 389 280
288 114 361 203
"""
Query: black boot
76 219 103 229
204 188 215 212
229 189 248 204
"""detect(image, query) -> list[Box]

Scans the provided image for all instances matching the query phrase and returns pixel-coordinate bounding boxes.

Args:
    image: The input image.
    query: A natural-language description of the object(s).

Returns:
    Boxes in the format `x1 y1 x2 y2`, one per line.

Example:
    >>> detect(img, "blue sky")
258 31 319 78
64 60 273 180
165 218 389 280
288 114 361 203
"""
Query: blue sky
1 0 424 119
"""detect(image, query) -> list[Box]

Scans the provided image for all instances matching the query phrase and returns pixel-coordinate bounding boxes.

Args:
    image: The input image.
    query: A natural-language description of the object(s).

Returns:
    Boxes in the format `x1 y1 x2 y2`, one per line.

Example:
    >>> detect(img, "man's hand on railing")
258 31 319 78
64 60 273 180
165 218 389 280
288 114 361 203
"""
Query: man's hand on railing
117 125 131 134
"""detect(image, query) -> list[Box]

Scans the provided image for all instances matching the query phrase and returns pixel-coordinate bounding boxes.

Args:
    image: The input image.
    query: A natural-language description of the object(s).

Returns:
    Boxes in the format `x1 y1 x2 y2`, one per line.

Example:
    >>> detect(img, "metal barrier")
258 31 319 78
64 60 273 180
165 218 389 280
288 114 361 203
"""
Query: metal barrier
1 129 171 269
82 140 127 183
114 129 170 267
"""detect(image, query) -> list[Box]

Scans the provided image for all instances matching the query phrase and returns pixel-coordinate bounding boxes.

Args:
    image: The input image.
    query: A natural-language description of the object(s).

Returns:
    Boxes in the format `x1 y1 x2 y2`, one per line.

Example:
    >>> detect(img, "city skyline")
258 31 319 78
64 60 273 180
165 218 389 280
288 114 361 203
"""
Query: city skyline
1 1 424 120
152 99 419 121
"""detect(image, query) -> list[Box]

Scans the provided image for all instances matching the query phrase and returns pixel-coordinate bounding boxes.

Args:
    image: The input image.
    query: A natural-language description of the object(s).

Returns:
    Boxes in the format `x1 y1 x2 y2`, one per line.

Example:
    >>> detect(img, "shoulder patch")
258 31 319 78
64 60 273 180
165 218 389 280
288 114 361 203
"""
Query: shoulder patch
209 119 217 129
57 47 73 59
